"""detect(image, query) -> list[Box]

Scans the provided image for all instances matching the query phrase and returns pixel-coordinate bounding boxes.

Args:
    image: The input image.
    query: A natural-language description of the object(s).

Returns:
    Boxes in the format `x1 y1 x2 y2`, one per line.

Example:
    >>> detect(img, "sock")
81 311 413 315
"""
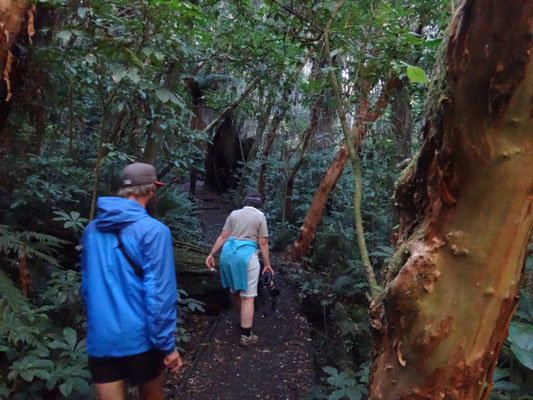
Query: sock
240 327 252 337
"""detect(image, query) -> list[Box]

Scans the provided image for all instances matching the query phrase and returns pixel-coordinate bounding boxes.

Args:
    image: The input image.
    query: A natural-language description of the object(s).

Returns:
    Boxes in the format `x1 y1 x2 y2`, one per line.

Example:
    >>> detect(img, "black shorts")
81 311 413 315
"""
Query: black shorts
88 349 164 385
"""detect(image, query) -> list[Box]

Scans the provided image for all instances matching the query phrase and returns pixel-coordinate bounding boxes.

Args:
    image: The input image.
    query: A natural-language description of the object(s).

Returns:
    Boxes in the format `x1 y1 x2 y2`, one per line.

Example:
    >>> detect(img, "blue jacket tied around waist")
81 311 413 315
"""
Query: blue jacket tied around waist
81 197 177 357
220 238 257 291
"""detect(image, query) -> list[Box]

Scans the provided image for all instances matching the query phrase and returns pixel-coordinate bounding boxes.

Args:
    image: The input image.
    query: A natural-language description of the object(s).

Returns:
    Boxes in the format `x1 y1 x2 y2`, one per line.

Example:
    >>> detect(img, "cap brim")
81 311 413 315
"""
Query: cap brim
155 181 165 186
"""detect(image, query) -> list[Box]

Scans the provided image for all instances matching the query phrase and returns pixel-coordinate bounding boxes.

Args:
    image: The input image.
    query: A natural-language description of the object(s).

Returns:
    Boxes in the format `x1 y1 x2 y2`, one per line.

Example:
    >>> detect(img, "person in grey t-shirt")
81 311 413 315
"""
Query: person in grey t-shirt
206 192 274 347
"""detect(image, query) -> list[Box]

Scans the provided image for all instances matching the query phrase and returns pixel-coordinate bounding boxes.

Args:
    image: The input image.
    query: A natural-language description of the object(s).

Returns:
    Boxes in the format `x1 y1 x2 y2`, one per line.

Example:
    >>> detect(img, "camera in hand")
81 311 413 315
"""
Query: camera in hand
260 271 280 297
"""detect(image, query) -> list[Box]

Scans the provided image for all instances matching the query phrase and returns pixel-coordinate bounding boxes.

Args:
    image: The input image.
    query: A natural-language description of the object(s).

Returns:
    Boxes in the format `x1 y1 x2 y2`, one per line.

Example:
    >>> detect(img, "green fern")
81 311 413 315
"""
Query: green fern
0 225 69 266
0 269 27 309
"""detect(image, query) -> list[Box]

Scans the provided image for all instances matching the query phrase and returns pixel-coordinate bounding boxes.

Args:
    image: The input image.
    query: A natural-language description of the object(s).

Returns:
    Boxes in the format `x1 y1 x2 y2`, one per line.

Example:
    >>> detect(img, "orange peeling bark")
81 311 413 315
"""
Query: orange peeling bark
369 1 533 399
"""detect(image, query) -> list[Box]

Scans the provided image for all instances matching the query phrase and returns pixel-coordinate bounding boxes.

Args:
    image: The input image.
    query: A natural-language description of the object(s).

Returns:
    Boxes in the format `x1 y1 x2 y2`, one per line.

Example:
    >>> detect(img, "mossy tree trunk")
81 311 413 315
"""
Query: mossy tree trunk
369 2 533 399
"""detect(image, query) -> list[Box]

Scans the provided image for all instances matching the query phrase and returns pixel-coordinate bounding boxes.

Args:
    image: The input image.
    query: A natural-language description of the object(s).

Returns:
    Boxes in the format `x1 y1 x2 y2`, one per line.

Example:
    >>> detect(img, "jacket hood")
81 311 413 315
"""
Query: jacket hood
94 197 149 232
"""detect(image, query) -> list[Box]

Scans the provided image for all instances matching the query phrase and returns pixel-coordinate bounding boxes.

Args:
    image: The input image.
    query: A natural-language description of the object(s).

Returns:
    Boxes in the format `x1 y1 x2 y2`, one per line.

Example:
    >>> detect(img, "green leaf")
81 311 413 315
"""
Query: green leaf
127 69 141 84
323 366 338 377
510 343 533 370
142 47 153 57
508 322 533 350
20 370 34 382
31 359 54 370
63 327 77 350
329 389 347 400
56 31 72 45
345 385 364 400
493 367 510 382
156 88 172 103
85 54 97 65
155 89 186 109
112 67 127 83
493 380 521 392
330 48 342 57
48 341 70 350
71 377 91 393
33 369 52 380
59 380 73 397
406 66 429 83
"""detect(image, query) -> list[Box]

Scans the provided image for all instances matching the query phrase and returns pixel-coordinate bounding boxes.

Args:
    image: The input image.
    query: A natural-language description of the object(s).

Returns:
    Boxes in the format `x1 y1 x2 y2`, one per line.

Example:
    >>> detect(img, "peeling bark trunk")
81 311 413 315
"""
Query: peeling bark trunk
0 0 30 130
369 2 533 399
286 77 400 263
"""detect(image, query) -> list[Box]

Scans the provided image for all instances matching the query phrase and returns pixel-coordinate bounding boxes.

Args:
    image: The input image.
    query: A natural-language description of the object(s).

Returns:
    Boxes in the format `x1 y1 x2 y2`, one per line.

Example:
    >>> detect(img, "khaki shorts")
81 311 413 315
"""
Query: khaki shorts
230 252 260 297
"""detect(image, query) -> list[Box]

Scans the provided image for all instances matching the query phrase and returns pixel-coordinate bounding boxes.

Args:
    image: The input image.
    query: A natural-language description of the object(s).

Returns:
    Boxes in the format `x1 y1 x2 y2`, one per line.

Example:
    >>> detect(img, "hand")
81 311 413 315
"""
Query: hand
205 254 215 270
262 265 275 275
164 349 183 373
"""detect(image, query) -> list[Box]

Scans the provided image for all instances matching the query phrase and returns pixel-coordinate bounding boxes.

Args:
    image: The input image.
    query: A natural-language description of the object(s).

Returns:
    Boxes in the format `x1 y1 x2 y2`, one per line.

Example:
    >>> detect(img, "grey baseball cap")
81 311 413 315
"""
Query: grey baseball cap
119 162 165 187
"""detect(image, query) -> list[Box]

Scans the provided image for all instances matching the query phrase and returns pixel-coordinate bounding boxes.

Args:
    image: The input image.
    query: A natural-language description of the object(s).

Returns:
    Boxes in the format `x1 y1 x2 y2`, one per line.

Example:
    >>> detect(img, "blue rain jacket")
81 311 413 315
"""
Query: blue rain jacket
219 238 257 292
81 197 177 357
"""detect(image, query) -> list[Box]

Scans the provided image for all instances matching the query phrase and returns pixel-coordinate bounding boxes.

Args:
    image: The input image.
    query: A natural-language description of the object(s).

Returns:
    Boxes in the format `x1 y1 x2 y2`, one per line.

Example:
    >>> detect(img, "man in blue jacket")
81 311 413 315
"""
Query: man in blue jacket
81 163 182 400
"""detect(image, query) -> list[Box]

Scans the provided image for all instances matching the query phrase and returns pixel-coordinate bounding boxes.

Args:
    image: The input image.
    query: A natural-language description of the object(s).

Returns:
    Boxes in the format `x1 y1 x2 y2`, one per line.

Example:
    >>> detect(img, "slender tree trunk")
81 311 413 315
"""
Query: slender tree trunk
89 82 121 220
283 57 331 221
283 100 320 223
235 93 274 204
286 77 401 263
257 88 291 199
369 2 533 398
143 64 181 164
323 31 379 299
188 86 206 196
391 89 412 161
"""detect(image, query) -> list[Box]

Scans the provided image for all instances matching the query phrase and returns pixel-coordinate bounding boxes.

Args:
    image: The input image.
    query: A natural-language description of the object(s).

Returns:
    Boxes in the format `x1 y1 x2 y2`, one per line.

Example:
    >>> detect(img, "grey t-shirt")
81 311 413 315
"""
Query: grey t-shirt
223 206 269 243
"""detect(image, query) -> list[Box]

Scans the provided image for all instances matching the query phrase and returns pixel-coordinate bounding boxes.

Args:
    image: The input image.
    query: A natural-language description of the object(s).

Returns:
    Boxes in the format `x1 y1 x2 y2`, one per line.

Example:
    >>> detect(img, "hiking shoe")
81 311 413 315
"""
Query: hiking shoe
239 333 259 347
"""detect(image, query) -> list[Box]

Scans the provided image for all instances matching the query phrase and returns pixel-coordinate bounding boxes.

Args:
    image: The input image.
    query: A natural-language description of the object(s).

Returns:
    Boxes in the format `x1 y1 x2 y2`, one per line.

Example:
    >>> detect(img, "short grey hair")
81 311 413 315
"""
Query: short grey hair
118 183 155 198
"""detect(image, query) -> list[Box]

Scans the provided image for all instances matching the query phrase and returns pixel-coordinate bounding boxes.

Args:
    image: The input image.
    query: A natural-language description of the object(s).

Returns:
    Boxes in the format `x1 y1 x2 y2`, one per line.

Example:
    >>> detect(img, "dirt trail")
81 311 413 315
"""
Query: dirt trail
166 182 315 399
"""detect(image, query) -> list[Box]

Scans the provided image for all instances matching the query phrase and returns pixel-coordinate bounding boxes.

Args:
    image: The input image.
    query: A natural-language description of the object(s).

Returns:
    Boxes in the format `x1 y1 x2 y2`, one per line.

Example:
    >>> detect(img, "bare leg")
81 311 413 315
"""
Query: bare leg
240 296 255 329
139 370 164 400
231 292 242 312
95 381 126 400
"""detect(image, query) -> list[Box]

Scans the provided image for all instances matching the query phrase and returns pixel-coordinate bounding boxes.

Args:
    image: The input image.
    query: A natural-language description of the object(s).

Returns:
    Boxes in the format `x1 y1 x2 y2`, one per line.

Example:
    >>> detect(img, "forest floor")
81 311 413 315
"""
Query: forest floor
163 181 315 400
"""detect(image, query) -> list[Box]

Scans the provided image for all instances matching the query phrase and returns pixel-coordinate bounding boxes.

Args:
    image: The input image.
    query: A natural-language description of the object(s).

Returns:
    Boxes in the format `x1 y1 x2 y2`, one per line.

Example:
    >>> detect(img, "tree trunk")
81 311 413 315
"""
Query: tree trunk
286 77 401 263
323 30 379 299
143 64 181 164
0 0 31 130
235 92 274 204
188 83 206 197
283 58 332 221
391 89 412 160
256 87 291 199
369 2 533 399
283 98 320 223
